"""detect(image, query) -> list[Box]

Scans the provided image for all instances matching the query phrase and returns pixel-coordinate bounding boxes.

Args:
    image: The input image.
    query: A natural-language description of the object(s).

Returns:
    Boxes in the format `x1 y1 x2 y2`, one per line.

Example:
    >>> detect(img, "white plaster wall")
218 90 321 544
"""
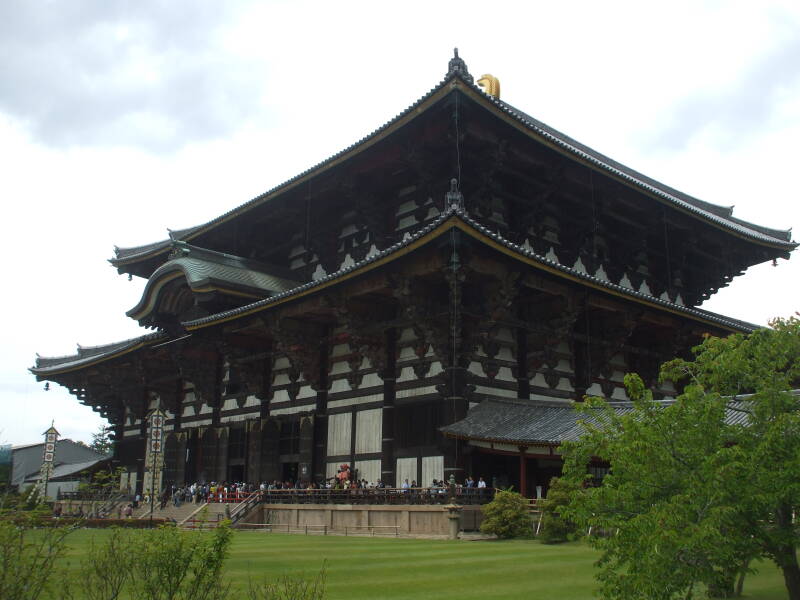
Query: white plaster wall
327 412 352 457
355 408 382 454
396 457 417 486
421 456 444 487
354 459 381 484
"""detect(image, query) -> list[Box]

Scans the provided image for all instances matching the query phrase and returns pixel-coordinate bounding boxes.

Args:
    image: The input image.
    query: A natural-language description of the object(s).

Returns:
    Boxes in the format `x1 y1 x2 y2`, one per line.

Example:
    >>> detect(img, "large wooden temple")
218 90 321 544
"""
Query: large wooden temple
32 51 796 497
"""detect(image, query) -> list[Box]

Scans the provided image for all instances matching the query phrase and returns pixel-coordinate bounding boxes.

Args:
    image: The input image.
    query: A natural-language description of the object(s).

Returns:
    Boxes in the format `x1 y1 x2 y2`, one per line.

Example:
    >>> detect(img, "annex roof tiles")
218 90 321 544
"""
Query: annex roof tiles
440 391 800 446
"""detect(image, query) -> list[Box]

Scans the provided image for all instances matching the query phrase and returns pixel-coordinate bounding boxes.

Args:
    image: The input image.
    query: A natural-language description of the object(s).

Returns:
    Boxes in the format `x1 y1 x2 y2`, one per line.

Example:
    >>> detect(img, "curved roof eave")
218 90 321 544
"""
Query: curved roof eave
31 331 168 377
34 205 760 378
181 205 760 333
110 69 796 271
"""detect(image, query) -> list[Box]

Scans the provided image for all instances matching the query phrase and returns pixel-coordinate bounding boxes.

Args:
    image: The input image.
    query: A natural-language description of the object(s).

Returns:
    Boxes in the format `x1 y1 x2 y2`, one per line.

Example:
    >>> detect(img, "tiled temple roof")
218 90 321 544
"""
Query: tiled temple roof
110 52 795 270
127 242 300 321
34 202 763 377
181 204 761 332
439 391 799 446
32 332 166 375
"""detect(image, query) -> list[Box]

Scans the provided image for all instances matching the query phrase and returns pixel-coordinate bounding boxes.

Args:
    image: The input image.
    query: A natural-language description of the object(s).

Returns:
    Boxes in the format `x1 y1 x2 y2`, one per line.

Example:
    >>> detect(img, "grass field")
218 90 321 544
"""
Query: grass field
61 530 790 599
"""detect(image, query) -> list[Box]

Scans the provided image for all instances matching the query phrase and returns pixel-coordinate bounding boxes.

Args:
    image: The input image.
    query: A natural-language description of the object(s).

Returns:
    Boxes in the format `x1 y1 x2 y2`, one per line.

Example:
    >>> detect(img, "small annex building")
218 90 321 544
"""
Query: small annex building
10 439 110 498
31 51 796 498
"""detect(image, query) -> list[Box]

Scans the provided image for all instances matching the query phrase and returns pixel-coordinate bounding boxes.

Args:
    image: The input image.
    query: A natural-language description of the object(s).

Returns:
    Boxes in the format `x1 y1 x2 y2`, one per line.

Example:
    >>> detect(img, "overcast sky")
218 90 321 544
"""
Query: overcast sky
2 0 798 446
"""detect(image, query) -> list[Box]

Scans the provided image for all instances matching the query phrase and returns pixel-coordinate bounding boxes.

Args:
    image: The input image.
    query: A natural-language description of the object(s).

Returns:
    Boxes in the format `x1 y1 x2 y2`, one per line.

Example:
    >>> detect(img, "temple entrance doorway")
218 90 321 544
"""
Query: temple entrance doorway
228 464 245 483
184 430 200 484
282 462 298 483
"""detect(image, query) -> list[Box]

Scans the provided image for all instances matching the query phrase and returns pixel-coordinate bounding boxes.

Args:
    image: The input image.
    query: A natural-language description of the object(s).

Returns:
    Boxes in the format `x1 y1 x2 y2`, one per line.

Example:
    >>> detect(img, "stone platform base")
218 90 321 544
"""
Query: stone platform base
239 503 484 537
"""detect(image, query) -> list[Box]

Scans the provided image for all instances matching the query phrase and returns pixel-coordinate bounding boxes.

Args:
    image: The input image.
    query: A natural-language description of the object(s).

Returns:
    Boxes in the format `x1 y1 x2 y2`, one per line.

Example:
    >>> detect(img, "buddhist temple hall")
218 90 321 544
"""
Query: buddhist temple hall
32 51 797 498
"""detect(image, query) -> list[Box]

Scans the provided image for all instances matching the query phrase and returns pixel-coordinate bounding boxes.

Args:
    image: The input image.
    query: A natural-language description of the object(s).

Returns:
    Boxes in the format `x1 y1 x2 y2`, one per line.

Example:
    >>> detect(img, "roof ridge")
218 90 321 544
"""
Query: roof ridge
109 54 795 272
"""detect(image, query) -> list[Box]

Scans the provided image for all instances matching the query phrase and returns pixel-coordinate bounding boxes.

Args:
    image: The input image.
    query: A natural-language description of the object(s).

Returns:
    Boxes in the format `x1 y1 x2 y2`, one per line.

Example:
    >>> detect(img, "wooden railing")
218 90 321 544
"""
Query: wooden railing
257 487 495 505
228 491 261 524
236 522 401 536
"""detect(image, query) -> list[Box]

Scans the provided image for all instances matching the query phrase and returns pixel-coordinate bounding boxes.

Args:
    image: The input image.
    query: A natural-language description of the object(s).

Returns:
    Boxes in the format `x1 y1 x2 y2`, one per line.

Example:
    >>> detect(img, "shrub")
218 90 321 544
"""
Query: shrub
129 521 233 600
0 516 74 600
0 516 170 528
479 489 532 539
537 477 580 544
72 527 134 600
248 565 327 600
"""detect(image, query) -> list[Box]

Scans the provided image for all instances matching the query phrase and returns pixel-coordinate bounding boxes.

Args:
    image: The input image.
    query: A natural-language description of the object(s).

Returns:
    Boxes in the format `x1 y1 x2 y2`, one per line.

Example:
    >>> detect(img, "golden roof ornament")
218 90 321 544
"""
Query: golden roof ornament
477 74 500 98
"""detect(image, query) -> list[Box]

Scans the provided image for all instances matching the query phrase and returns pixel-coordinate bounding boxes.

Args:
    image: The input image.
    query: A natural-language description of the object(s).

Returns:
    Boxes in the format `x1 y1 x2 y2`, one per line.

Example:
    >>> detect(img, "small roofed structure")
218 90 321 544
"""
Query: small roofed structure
10 439 110 498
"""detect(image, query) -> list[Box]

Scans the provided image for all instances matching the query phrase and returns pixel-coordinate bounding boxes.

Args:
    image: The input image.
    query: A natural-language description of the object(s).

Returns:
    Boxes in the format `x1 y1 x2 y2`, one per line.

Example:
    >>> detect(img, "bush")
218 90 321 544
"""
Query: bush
537 477 579 544
70 527 134 600
248 565 327 600
479 489 532 539
0 517 74 600
129 522 233 600
0 516 170 528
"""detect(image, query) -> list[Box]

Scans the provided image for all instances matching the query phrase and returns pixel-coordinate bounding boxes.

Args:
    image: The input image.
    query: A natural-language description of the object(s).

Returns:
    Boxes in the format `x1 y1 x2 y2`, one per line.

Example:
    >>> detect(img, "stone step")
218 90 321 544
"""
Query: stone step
134 500 207 523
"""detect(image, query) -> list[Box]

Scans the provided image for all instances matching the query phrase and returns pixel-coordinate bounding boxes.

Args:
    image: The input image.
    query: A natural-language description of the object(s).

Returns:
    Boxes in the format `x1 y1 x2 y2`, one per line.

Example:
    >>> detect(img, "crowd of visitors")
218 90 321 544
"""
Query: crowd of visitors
56 469 495 520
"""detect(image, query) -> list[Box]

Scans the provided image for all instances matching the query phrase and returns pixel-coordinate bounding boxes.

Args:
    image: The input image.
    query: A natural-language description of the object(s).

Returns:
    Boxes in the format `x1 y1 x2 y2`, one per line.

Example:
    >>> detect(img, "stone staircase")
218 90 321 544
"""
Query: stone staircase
135 501 208 524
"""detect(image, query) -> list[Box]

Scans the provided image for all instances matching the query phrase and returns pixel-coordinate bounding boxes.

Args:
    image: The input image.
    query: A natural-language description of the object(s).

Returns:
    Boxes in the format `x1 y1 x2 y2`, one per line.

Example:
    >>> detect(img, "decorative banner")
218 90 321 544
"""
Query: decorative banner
38 424 60 498
146 408 167 502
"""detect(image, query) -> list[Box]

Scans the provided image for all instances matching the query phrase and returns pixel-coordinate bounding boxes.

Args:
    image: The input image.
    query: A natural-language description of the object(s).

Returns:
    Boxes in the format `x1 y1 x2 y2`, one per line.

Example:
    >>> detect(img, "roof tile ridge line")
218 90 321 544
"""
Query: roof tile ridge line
497 96 793 243
33 331 167 367
165 241 301 281
110 75 463 265
180 205 462 328
179 205 755 332
492 98 736 218
480 94 793 245
455 210 756 331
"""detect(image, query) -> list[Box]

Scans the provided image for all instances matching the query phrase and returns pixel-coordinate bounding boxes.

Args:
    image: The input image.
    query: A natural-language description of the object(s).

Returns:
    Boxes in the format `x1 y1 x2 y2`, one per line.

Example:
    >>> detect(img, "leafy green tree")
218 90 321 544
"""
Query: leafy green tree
561 316 800 600
480 489 532 539
89 426 114 456
538 477 580 544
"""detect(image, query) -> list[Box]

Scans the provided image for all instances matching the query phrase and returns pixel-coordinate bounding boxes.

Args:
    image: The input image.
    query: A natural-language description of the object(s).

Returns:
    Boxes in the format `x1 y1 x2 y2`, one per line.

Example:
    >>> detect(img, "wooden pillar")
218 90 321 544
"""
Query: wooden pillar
313 336 329 482
299 416 314 482
216 427 229 482
247 420 262 484
382 328 396 487
175 433 187 485
519 446 528 498
211 356 223 426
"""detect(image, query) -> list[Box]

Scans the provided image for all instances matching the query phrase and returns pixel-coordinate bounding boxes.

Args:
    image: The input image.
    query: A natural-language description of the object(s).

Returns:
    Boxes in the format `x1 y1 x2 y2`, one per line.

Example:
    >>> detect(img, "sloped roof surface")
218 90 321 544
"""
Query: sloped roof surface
127 245 300 320
440 391 800 445
23 457 109 482
11 440 108 486
110 53 795 270
181 205 761 332
32 332 166 374
33 205 763 377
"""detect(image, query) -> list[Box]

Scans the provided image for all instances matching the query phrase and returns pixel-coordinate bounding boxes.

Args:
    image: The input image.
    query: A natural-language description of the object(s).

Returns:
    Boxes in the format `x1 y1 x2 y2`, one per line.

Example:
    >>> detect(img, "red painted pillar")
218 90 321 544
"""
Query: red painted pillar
518 446 528 497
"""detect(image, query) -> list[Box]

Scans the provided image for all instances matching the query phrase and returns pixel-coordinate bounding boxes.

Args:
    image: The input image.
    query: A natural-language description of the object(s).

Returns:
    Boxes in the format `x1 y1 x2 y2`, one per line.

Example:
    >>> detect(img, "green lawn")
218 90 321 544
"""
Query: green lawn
61 530 789 599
